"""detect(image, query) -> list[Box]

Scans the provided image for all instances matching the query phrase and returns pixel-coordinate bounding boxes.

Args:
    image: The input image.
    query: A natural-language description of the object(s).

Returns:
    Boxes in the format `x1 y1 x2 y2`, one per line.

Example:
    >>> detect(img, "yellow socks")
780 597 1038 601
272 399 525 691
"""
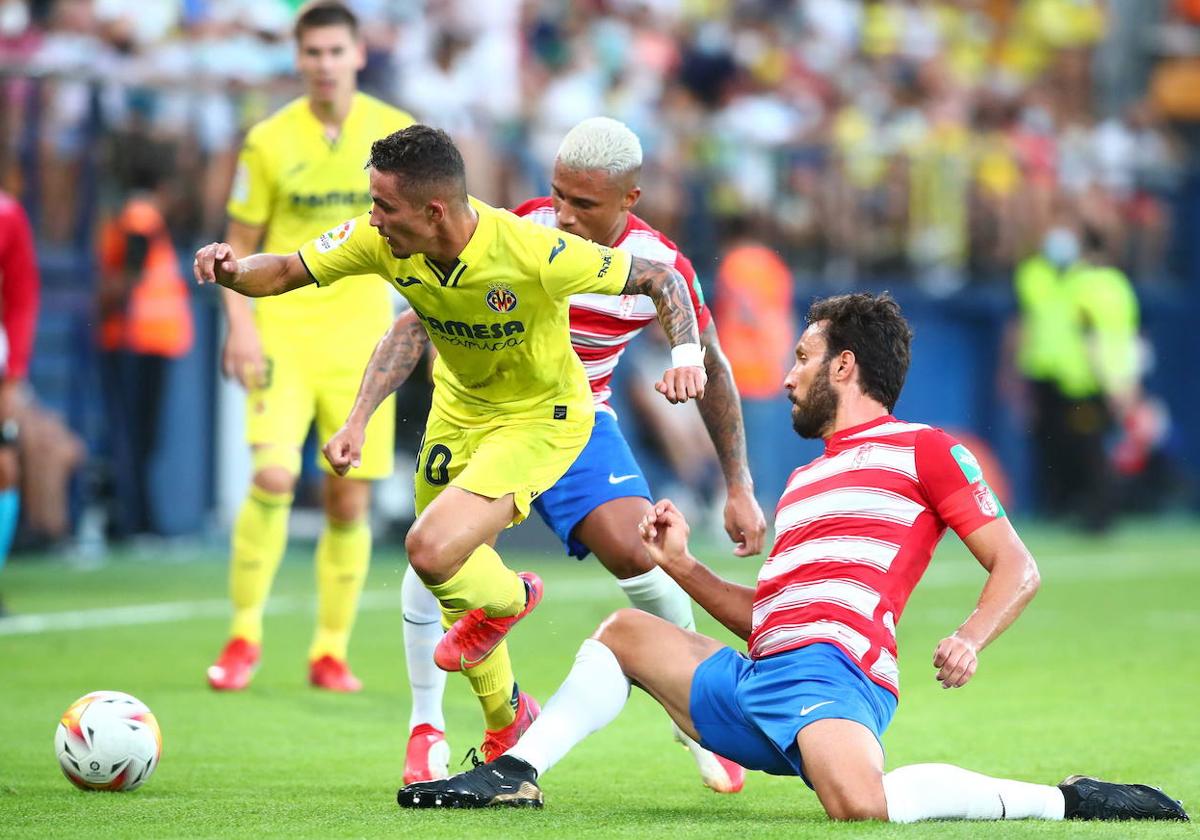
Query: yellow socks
229 485 292 644
465 641 518 730
309 517 371 662
427 543 525 622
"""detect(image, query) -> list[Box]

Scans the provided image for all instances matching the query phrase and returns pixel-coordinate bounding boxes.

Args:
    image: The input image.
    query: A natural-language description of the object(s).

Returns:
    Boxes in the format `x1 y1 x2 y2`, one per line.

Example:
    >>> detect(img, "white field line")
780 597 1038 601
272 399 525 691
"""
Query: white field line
1 549 1194 638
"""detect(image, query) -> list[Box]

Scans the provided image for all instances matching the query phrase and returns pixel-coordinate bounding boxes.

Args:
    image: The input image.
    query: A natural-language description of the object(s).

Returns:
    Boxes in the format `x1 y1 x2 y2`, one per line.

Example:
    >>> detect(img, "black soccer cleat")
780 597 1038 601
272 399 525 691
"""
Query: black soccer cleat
397 754 543 809
1059 775 1189 821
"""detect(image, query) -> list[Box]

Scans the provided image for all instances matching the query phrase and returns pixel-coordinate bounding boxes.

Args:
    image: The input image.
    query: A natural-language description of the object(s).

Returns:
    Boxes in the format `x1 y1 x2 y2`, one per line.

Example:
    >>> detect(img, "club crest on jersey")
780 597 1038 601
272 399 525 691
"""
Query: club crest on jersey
851 444 873 469
316 219 355 253
974 484 1000 517
485 284 518 313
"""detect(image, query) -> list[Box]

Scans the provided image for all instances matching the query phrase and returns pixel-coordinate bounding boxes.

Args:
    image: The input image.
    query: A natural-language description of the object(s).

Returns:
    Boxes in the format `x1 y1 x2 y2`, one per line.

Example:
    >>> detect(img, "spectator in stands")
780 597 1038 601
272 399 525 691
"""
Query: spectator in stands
0 189 39 614
713 215 801 509
95 156 194 539
1011 211 1083 519
1058 223 1140 532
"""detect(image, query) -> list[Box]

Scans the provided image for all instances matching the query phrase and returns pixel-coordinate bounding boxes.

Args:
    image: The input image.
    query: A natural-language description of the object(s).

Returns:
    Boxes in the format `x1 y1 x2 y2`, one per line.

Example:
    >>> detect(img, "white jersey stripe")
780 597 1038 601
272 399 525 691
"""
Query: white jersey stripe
775 487 925 534
871 648 900 688
750 619 872 660
786 443 917 493
752 579 881 628
844 421 931 440
758 536 900 582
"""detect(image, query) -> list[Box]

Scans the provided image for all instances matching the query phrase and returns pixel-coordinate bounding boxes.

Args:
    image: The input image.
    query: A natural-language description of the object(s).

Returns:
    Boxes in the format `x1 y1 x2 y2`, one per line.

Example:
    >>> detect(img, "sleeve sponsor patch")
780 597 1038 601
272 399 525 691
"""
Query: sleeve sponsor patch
950 444 983 483
316 219 356 253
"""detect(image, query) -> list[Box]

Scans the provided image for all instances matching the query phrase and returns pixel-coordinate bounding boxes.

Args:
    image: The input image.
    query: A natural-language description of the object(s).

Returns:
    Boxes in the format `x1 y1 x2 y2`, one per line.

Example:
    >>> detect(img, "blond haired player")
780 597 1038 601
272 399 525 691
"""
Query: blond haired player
205 1 413 693
194 125 707 771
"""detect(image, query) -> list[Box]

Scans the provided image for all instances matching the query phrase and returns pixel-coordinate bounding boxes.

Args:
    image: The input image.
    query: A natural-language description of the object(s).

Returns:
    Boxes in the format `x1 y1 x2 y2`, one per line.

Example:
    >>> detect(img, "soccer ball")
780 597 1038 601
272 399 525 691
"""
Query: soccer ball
54 691 162 791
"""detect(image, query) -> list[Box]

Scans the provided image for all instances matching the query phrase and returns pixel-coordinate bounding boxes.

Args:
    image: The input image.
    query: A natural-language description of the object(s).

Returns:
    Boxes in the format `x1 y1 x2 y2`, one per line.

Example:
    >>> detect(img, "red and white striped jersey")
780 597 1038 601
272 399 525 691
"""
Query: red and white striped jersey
748 416 1006 697
512 197 712 412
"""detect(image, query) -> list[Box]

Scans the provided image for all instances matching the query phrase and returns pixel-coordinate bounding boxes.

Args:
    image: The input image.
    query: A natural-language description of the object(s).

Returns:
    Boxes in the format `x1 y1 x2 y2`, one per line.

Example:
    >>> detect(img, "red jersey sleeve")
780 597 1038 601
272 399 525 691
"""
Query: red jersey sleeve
673 251 712 332
511 196 553 218
914 428 1005 539
0 199 40 381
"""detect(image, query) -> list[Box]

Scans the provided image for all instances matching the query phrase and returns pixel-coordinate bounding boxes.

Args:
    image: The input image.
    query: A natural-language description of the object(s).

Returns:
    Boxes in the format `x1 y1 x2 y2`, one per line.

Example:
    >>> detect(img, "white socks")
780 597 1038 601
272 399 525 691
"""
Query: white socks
507 638 630 777
402 564 447 732
616 567 696 630
883 763 1066 822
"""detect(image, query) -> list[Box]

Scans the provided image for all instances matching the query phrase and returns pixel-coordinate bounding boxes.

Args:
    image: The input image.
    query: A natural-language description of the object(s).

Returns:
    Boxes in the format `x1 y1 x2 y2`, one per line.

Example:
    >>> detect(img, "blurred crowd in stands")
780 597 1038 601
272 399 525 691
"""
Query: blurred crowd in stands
3 0 1198 287
0 0 1197 551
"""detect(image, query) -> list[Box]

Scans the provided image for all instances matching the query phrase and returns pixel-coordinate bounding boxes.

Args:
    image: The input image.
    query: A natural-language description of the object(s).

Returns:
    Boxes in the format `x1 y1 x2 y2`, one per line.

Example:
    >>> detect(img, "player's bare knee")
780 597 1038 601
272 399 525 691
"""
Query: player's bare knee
603 545 655 579
252 467 295 496
592 608 653 658
404 527 438 577
325 481 369 524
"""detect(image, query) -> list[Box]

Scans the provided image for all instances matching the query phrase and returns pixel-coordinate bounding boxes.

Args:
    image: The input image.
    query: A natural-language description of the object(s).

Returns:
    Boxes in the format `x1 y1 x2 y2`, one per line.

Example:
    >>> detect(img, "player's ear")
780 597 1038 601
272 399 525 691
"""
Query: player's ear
426 200 446 223
354 37 367 71
833 350 855 382
623 186 641 211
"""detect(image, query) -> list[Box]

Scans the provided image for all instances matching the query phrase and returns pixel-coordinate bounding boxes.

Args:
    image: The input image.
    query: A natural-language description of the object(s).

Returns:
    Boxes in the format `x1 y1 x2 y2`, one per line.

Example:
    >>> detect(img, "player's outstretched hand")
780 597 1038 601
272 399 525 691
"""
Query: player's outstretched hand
221 321 268 389
193 242 240 287
638 499 694 575
655 365 706 404
724 486 767 557
932 633 979 689
323 423 365 476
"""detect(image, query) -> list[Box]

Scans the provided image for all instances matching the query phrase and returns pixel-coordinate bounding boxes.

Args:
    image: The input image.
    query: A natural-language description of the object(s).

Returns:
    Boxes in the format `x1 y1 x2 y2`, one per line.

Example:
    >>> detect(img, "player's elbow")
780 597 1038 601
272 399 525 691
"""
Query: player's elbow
1023 557 1042 600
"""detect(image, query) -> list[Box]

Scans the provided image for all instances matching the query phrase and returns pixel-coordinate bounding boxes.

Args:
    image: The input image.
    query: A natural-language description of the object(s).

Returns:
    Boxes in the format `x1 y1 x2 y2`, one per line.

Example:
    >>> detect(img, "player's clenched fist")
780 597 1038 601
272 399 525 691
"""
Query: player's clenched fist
655 365 707 404
638 499 695 575
193 242 240 287
323 423 365 476
932 633 979 689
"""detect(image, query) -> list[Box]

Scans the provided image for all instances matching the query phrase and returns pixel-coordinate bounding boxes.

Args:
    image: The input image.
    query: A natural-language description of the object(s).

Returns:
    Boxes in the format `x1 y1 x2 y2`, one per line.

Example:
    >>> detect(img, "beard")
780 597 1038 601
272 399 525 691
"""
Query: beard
791 365 839 439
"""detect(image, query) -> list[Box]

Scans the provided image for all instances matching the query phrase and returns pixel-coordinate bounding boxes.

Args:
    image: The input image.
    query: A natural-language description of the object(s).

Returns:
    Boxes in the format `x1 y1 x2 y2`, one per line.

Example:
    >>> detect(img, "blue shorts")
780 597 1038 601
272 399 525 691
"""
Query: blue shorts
689 642 897 785
532 411 652 559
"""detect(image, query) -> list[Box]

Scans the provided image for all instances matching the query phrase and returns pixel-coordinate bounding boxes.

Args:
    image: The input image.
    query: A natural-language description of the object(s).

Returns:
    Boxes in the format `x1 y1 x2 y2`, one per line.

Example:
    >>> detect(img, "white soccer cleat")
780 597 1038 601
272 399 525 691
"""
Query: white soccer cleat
672 722 746 793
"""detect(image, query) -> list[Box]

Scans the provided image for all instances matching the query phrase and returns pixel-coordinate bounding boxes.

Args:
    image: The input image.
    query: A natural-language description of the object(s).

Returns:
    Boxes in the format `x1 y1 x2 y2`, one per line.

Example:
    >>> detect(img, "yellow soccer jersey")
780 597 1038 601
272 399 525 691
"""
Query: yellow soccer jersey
227 93 413 332
299 198 633 426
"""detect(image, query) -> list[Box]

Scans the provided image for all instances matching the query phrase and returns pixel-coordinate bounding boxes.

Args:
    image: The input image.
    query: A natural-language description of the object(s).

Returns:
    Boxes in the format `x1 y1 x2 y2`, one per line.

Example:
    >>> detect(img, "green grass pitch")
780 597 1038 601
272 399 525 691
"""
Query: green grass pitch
1 520 1196 838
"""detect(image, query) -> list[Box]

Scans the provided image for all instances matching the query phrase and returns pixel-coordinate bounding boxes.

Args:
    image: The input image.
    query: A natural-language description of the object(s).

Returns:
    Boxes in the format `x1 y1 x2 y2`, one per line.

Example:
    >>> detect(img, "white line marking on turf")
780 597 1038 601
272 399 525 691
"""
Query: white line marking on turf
1 548 1193 638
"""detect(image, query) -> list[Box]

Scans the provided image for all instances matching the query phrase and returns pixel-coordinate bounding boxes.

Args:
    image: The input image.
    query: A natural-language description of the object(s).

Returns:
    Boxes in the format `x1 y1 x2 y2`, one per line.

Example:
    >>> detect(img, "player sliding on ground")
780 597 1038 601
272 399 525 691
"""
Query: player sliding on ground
397 292 1188 824
324 116 764 792
194 125 706 770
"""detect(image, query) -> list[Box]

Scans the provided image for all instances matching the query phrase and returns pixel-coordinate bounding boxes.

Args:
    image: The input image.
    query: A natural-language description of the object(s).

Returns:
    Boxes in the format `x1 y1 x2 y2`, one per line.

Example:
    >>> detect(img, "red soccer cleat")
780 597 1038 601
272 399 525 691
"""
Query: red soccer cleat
309 655 363 692
434 572 543 672
404 724 451 785
480 691 540 762
206 637 261 691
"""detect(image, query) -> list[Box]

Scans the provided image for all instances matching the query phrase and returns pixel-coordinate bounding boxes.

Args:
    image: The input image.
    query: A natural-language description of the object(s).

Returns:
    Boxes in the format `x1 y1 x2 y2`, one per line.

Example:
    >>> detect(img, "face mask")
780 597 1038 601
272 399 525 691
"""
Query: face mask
1043 227 1080 268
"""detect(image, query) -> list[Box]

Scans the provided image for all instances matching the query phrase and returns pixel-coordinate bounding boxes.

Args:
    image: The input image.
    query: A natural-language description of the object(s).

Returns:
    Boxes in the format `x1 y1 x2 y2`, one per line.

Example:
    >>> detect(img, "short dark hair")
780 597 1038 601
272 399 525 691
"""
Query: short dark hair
294 1 358 40
806 292 912 411
367 125 467 202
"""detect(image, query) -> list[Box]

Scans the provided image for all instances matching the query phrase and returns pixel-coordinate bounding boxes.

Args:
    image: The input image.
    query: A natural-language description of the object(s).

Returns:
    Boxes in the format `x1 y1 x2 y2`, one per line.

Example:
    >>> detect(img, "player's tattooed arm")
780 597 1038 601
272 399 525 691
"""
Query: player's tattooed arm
323 308 427 476
696 319 767 556
623 256 705 404
622 256 701 348
351 308 427 425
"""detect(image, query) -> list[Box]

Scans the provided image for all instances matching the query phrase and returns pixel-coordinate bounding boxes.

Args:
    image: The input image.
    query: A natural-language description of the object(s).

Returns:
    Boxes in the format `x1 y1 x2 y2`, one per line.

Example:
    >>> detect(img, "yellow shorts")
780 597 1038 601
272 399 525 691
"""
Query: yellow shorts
246 324 395 480
414 409 592 525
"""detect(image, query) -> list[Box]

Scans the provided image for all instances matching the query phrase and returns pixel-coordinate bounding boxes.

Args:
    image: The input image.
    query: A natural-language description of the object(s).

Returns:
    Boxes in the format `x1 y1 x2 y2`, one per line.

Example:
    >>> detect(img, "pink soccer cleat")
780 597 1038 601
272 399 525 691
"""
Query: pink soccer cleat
434 572 543 672
206 637 261 691
404 724 451 785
